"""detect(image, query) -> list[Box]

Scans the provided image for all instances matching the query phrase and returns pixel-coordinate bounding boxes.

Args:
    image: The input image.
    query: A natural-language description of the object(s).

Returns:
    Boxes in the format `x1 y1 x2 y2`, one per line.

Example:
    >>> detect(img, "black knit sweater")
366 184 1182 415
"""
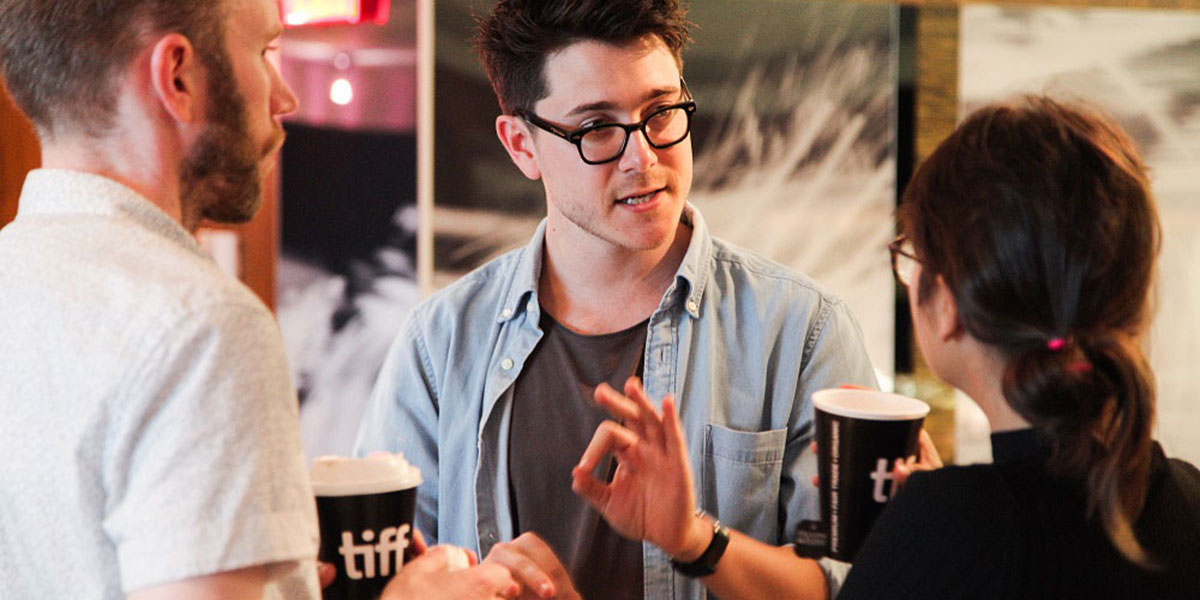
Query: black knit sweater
838 428 1200 600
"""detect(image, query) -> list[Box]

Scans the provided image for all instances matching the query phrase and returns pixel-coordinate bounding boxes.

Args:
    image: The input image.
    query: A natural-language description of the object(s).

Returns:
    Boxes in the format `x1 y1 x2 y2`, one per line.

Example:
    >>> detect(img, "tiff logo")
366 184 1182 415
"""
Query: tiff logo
339 524 411 579
869 458 899 503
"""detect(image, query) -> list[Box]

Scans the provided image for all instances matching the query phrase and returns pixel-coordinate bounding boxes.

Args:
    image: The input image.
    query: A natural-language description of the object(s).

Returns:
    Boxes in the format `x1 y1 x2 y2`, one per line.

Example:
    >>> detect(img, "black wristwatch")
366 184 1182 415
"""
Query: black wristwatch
669 510 730 577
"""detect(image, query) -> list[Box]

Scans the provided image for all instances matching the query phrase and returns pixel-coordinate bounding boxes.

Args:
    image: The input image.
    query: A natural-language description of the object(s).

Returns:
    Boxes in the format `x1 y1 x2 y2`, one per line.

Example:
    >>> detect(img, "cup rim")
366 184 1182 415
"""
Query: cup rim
812 388 930 421
311 454 423 497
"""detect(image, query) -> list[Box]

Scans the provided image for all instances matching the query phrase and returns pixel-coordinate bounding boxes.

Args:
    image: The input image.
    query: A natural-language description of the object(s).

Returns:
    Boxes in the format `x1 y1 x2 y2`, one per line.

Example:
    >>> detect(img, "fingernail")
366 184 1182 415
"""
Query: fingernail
541 582 554 596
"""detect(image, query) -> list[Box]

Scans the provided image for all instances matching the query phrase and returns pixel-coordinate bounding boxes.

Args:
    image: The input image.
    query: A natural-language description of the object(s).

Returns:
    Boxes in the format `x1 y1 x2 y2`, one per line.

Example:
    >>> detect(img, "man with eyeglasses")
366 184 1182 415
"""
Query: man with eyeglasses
356 1 877 599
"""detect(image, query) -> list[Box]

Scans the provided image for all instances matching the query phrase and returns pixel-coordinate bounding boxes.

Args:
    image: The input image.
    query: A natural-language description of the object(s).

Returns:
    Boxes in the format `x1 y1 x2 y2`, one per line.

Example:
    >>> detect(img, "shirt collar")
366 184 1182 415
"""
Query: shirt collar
495 203 713 323
16 169 207 258
990 427 1053 465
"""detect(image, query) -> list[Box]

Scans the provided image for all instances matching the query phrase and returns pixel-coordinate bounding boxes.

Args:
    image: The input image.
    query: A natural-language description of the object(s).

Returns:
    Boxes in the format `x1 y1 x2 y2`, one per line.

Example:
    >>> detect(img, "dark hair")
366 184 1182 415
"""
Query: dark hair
899 96 1161 564
474 0 693 115
0 0 227 139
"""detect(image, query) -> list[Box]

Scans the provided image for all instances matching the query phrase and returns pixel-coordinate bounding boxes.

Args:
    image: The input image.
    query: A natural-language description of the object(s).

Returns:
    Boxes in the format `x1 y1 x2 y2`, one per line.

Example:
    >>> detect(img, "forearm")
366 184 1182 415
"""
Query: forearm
694 530 828 600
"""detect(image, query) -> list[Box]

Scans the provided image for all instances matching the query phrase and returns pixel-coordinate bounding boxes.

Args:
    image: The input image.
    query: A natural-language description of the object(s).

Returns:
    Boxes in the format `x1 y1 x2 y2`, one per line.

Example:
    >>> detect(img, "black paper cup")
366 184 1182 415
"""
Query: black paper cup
797 389 928 562
312 454 422 600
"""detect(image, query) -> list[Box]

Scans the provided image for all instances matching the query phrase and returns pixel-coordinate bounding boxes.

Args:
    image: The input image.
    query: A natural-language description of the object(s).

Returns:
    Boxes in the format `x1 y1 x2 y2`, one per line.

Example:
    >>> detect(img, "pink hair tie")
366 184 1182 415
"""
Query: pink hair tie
1047 338 1066 351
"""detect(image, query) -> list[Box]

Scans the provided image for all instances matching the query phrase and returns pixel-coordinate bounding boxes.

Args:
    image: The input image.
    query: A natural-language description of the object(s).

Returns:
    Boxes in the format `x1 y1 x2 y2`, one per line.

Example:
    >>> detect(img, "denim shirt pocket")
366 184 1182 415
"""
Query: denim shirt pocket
702 424 787 543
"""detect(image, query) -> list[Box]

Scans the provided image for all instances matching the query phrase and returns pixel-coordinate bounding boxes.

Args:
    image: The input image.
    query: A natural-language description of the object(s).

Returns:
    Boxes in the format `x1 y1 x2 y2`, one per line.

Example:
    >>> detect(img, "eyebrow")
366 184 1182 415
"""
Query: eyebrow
564 85 681 118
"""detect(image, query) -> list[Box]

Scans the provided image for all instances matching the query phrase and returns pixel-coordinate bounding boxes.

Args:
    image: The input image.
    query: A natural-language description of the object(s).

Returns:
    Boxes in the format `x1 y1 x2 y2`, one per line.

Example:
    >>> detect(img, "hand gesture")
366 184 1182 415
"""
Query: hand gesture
571 377 710 559
380 545 520 600
483 532 581 600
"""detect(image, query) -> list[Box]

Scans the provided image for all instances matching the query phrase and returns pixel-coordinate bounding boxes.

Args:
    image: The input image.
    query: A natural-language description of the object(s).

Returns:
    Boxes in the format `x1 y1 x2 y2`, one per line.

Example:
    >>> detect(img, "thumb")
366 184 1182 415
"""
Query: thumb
404 546 452 576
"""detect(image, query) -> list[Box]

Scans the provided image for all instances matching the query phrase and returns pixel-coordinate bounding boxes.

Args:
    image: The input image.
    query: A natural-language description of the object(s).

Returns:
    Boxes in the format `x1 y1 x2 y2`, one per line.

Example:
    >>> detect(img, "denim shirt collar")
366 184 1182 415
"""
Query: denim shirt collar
494 203 712 324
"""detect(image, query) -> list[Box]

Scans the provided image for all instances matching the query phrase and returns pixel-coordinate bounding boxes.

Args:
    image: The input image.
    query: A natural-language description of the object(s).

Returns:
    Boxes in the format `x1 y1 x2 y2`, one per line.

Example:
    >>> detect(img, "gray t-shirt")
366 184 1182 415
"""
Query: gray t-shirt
509 312 647 599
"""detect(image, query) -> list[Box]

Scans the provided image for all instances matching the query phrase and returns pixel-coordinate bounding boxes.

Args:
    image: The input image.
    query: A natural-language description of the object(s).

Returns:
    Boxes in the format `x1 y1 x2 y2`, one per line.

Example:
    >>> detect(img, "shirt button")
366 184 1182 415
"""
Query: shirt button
500 308 513 319
686 300 699 313
501 358 514 370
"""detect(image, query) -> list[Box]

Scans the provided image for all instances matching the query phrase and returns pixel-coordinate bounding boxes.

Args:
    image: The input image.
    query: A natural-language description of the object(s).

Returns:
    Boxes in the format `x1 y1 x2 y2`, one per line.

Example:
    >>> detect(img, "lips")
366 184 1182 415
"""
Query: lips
617 187 665 206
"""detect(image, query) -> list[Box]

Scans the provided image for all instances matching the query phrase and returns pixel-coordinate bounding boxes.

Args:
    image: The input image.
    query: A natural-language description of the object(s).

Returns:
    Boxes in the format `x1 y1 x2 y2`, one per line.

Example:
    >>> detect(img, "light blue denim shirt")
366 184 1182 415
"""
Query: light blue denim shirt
356 205 876 599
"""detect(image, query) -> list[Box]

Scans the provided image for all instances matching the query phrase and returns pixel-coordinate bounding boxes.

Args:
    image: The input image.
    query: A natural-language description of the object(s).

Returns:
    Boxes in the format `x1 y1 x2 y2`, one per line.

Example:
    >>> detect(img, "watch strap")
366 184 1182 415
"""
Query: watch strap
669 512 730 577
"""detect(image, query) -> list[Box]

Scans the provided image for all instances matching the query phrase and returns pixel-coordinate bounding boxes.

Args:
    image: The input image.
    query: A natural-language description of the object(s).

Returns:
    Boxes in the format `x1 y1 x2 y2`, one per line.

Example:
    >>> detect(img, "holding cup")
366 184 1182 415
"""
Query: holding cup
796 388 929 562
311 453 422 600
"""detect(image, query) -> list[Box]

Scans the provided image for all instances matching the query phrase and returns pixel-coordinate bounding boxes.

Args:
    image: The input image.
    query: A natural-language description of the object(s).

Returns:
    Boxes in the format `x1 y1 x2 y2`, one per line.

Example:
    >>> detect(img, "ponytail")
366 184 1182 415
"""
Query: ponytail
1001 332 1156 565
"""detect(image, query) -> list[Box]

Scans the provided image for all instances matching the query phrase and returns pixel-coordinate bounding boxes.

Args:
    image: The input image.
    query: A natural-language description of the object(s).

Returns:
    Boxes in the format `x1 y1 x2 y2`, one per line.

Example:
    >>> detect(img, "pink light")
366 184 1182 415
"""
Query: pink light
282 0 389 27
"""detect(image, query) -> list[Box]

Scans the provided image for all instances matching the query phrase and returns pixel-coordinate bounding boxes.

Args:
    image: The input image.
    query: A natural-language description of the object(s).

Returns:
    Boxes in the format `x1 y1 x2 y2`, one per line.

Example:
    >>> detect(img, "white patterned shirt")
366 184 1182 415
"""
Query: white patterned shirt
0 169 320 599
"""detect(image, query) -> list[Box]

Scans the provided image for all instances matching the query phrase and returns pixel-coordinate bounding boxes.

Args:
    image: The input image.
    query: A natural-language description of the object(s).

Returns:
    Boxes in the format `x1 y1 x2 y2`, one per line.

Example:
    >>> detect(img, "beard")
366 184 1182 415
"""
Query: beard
180 50 282 225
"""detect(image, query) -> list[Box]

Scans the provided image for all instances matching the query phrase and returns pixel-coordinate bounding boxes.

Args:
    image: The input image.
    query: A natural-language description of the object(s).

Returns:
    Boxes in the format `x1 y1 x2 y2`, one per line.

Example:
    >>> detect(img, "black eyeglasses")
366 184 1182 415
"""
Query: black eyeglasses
517 79 697 165
888 236 920 287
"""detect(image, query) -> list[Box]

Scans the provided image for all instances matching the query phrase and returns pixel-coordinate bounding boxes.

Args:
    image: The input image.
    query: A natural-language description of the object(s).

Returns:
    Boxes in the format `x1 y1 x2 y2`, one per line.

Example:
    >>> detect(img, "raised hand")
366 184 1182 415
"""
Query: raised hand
571 377 711 560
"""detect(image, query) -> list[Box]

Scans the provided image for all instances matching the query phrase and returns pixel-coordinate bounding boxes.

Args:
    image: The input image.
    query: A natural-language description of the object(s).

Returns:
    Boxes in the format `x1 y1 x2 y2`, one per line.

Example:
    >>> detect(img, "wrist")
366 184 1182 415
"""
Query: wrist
670 511 715 562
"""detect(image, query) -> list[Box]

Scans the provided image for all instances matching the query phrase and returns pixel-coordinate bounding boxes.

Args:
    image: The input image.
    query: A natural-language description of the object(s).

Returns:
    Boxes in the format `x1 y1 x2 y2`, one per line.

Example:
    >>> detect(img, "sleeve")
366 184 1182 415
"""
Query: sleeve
783 296 880 592
354 312 442 545
836 468 1017 600
101 302 319 596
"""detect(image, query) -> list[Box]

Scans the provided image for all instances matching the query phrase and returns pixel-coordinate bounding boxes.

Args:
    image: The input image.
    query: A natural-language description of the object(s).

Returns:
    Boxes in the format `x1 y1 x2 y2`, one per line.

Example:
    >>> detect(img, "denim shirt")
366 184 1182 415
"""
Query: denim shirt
356 205 876 599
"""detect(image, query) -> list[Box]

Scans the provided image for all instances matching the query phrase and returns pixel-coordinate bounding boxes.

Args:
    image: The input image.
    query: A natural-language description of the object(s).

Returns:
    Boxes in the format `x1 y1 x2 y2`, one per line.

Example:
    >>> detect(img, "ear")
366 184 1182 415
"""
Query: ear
929 274 965 343
496 115 542 180
148 33 202 125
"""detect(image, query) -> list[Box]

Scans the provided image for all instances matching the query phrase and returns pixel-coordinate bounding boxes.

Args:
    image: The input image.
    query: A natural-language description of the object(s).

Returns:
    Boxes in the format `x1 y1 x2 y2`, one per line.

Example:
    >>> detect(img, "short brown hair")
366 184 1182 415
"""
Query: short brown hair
0 0 227 139
474 0 692 116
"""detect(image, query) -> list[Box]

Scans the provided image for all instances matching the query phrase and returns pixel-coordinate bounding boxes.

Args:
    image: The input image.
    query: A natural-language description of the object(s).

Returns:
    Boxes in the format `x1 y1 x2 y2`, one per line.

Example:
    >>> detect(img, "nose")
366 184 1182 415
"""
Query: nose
271 64 300 117
617 127 658 172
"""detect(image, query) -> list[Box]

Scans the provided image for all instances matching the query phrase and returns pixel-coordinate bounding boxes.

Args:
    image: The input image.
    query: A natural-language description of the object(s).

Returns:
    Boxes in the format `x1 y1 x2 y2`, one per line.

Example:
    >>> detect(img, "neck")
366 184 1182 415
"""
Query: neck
39 123 191 231
953 342 1032 433
539 217 692 335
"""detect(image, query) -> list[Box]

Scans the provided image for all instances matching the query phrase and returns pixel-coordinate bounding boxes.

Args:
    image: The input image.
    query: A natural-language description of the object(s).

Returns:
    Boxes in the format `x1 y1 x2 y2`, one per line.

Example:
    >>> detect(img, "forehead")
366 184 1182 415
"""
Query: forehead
222 0 283 41
537 35 681 114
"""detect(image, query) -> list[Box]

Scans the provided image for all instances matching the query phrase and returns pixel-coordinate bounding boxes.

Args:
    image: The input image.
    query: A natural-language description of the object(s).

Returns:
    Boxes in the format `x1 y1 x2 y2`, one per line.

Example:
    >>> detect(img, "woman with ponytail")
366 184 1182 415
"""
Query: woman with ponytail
835 95 1200 598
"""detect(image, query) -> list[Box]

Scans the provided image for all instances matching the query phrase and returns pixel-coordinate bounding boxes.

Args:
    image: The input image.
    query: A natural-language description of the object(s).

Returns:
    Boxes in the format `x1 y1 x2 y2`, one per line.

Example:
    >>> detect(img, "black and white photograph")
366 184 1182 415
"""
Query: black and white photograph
277 6 421 460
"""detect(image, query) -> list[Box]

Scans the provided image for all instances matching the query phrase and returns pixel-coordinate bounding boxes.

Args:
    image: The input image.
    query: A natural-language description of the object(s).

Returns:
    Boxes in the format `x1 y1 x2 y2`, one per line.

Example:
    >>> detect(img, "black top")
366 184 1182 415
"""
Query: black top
839 428 1200 600
508 312 647 600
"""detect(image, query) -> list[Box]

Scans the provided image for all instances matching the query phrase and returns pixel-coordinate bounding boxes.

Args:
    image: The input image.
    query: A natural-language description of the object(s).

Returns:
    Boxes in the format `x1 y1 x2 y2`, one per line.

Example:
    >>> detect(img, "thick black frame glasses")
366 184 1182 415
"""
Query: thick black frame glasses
517 79 697 165
888 236 920 287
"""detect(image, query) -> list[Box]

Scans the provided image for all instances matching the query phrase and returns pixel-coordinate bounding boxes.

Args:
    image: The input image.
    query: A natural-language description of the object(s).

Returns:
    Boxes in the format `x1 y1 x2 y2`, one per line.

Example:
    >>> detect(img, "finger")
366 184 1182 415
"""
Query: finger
571 462 611 508
467 563 521 598
838 384 871 390
576 420 638 476
810 441 818 455
917 429 944 469
510 533 571 588
594 383 645 427
486 543 556 598
317 561 336 589
812 474 819 488
892 457 914 488
411 529 429 555
623 377 665 446
404 546 451 575
660 396 688 458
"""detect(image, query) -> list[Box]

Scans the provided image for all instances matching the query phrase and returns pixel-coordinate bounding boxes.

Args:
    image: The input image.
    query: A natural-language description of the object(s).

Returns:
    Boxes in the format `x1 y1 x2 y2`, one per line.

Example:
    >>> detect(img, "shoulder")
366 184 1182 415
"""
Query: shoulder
410 245 525 326
840 465 1020 599
705 236 851 317
858 464 1020 567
